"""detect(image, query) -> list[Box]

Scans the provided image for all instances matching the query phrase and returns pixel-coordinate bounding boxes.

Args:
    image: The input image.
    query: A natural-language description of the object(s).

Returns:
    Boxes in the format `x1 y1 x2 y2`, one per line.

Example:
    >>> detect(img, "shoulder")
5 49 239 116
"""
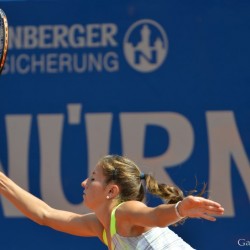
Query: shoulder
118 200 148 211
115 201 151 222
114 201 153 237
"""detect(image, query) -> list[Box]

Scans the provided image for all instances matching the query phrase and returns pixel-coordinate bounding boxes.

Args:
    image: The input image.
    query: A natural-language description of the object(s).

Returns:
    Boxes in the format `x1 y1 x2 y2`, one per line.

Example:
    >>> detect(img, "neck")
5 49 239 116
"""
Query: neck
94 200 119 229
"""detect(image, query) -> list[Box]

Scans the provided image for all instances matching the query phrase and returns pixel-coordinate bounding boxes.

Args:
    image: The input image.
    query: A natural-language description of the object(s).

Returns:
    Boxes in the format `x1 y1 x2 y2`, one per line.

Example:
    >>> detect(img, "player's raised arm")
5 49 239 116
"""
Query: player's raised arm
0 172 102 237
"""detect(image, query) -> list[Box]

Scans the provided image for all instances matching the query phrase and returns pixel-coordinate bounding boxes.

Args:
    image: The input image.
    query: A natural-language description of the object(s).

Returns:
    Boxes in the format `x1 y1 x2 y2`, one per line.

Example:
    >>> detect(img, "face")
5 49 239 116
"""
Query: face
81 164 108 210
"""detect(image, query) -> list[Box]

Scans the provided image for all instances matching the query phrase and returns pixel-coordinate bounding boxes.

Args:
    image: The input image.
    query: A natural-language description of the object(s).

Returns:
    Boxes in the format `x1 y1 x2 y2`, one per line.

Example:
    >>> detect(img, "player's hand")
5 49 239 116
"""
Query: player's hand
178 195 224 221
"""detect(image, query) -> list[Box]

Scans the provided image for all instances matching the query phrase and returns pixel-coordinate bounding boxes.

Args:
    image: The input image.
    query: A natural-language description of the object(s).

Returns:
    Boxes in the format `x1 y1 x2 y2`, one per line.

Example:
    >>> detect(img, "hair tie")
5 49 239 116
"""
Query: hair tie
140 173 145 180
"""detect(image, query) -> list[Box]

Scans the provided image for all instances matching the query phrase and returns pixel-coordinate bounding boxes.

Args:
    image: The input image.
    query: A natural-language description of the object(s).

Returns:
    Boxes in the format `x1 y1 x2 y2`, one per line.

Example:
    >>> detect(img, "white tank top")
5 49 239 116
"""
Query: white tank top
103 203 195 250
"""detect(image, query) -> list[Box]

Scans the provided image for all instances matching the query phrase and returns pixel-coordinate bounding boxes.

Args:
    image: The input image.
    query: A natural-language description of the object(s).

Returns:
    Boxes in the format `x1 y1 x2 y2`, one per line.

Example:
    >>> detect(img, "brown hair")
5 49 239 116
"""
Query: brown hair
98 155 187 204
99 155 145 202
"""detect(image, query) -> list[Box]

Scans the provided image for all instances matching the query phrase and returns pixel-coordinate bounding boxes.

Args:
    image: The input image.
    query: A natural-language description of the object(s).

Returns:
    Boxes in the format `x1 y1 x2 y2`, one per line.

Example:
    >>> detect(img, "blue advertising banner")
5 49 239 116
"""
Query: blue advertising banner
0 0 250 249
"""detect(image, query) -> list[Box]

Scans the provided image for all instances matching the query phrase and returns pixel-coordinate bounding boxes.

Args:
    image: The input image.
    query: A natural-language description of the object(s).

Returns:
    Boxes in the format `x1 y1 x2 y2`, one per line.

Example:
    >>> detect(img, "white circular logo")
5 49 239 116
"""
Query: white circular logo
123 19 169 73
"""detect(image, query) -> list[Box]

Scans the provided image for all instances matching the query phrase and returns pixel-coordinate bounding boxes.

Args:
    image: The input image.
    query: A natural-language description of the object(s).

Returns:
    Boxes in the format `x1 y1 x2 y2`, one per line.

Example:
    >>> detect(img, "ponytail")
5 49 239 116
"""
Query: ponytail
144 173 207 226
144 174 184 204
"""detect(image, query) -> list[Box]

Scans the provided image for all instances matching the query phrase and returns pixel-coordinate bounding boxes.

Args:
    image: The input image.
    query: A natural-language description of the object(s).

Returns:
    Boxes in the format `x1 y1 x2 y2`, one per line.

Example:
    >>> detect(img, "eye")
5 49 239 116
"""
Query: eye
90 178 95 181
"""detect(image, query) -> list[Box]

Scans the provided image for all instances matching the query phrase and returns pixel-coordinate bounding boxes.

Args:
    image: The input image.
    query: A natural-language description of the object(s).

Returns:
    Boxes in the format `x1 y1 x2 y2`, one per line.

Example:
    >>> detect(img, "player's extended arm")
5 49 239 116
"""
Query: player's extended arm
117 196 224 228
0 172 101 237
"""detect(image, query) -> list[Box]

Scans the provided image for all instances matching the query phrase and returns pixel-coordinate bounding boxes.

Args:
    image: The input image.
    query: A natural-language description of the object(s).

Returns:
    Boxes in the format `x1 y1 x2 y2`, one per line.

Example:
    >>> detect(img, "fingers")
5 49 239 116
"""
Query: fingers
182 196 225 220
198 207 224 221
198 199 225 217
191 197 224 212
198 213 217 222
201 198 222 208
200 202 224 212
188 209 224 220
195 205 224 222
204 207 224 216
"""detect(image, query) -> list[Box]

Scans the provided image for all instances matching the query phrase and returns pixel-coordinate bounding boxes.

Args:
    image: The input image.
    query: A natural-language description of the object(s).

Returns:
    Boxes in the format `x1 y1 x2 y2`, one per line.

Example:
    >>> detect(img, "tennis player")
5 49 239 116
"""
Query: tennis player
0 155 224 249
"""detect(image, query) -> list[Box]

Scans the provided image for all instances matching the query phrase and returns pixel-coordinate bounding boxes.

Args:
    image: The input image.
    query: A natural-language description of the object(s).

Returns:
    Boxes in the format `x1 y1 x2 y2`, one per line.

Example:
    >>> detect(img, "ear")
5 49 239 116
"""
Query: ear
106 184 120 199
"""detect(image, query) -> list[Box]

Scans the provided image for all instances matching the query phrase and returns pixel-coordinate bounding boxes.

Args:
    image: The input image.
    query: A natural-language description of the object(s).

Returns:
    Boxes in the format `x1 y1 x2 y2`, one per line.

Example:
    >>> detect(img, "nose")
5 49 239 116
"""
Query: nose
81 178 88 188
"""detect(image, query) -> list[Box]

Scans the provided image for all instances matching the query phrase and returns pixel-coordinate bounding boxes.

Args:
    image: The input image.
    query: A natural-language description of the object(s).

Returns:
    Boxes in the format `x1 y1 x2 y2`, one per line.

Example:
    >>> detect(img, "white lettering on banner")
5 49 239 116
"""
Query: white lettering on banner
38 115 88 213
206 111 250 217
120 113 194 185
2 19 173 75
8 24 118 49
0 109 250 217
85 114 113 177
4 19 170 74
3 52 119 74
0 115 32 217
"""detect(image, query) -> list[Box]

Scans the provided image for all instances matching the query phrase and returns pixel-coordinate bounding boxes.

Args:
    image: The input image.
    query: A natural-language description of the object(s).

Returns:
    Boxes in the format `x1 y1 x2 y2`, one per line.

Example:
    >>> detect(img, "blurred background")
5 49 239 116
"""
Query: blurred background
0 0 249 249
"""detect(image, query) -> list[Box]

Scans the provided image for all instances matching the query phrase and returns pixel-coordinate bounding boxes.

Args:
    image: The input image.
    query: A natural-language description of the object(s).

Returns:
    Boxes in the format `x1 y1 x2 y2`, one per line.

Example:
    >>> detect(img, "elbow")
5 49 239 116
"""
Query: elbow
39 208 51 226
33 207 51 226
31 212 47 226
34 218 45 226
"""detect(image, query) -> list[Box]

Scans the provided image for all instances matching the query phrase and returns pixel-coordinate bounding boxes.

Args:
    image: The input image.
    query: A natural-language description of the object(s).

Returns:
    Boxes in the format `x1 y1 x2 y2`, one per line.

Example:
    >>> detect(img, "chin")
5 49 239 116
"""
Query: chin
83 199 91 209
